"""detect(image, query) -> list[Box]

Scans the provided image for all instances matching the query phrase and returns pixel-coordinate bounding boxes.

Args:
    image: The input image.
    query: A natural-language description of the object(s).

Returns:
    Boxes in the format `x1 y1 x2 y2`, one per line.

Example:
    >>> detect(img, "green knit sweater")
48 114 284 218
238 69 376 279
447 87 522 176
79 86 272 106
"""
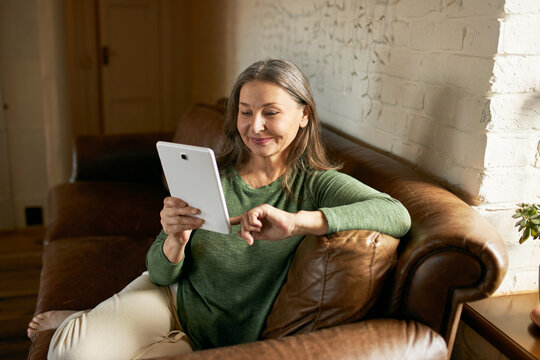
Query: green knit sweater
146 169 410 350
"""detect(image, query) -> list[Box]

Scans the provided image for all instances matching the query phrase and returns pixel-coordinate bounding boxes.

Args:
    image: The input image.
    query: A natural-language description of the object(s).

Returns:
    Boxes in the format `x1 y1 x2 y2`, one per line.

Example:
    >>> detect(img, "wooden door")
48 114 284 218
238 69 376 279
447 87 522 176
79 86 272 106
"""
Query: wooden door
98 0 163 134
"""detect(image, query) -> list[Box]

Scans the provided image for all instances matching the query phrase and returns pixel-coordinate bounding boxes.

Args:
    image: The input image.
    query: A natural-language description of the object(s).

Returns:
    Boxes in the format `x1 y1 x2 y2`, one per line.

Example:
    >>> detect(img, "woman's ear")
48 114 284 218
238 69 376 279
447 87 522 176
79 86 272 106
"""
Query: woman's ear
300 106 310 128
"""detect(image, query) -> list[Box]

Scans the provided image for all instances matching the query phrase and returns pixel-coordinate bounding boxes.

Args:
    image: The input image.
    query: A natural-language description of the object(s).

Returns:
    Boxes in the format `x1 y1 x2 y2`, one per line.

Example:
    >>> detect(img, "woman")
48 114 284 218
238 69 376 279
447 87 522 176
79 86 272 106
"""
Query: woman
28 59 411 359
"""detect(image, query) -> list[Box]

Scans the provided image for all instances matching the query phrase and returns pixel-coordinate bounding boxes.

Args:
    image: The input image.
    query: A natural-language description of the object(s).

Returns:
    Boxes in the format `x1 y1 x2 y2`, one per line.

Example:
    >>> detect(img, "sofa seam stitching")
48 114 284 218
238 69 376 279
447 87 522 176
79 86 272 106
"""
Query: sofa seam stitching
311 237 329 331
368 233 377 299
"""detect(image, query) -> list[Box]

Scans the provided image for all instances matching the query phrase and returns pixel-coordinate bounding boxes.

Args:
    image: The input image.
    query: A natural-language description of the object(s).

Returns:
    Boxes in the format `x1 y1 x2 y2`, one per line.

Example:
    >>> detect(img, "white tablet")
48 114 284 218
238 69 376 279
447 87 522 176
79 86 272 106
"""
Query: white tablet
156 141 231 235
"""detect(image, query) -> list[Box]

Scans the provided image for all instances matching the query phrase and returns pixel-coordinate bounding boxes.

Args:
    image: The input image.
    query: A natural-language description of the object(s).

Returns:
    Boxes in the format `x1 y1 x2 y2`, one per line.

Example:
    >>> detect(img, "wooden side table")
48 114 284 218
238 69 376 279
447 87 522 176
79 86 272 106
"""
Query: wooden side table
462 292 540 360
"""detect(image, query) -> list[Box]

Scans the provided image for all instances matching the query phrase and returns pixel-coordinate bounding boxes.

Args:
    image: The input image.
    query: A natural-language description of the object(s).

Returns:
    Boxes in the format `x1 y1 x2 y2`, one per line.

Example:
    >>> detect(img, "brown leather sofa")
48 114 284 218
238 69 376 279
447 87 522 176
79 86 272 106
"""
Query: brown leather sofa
28 101 508 360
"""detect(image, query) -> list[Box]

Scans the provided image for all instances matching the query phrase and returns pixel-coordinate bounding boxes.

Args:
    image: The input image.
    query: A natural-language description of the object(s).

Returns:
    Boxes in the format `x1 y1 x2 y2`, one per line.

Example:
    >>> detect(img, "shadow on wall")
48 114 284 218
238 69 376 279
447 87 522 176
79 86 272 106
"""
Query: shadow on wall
189 0 236 103
407 86 488 205
521 93 540 179
520 93 540 136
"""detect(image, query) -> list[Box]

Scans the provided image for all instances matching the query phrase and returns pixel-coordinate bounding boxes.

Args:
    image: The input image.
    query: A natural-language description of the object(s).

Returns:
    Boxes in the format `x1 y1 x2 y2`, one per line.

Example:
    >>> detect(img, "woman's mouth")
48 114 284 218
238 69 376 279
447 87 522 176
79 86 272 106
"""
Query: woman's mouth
250 137 273 145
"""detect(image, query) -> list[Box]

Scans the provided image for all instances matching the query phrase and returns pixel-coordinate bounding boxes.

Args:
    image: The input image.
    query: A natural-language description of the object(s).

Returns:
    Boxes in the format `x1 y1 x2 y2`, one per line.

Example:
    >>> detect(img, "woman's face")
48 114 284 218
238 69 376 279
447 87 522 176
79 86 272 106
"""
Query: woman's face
237 81 308 165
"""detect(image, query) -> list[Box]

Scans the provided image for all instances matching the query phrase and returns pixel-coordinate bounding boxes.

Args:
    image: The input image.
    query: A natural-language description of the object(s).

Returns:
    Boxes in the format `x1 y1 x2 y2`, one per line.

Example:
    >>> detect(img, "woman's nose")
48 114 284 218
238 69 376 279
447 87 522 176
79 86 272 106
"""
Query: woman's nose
251 113 265 133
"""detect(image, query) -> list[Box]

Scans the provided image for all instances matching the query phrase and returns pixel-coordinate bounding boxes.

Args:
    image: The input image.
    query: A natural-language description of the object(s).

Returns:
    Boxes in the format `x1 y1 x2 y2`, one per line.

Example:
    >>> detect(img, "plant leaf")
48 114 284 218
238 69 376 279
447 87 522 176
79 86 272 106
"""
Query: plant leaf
524 227 531 241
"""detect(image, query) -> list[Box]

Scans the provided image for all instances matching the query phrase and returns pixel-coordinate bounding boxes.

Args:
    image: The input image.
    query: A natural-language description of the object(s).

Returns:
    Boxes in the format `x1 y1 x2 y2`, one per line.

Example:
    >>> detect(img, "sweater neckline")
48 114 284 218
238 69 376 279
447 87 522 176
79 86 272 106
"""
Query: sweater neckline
231 167 286 192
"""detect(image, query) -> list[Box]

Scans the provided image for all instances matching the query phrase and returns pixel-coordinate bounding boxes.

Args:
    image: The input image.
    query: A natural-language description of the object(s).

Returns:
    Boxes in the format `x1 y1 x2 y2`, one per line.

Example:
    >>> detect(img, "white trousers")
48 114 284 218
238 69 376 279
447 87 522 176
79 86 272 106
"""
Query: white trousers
48 272 193 360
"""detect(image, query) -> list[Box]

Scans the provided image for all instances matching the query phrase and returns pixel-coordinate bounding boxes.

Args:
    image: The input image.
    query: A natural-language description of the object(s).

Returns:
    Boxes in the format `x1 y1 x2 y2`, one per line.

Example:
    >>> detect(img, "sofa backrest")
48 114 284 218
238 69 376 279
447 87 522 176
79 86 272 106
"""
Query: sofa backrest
172 103 227 154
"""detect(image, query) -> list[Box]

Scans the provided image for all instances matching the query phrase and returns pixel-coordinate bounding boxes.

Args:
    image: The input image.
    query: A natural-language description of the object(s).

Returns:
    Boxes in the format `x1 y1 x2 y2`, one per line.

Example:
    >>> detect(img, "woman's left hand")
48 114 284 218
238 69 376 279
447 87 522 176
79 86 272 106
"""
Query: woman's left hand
230 204 296 245
230 205 329 245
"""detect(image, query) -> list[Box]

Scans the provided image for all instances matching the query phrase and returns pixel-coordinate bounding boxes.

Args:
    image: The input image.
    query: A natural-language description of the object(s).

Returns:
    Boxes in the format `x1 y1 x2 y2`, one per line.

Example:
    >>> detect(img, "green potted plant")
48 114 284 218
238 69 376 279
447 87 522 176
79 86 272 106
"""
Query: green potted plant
513 203 539 243
513 203 540 327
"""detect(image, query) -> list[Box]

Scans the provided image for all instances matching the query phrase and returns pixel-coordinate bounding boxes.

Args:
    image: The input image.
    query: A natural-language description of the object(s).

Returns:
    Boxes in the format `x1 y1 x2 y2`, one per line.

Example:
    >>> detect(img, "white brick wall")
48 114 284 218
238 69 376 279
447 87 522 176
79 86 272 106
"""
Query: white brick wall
480 2 540 293
399 82 424 110
505 0 540 13
484 135 537 167
489 94 540 130
230 0 540 293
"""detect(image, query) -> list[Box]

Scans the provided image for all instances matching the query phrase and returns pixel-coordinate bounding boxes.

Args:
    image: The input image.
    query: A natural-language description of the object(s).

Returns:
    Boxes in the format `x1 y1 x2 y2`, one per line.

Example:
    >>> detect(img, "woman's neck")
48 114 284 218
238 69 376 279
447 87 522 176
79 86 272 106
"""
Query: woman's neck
238 156 287 188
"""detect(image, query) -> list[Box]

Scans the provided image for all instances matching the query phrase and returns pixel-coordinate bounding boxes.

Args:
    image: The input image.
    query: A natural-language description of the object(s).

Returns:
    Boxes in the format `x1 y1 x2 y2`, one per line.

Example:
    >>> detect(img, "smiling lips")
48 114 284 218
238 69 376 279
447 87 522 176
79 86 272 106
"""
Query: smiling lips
250 137 273 145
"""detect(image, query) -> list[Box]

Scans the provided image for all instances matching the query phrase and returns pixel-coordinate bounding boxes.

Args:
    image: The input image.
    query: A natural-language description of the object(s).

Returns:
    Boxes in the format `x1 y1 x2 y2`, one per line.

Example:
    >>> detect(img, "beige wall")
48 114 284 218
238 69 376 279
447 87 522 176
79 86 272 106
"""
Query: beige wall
0 0 71 229
37 0 72 189
1 1 50 228
169 0 191 126
189 0 234 104
0 80 15 228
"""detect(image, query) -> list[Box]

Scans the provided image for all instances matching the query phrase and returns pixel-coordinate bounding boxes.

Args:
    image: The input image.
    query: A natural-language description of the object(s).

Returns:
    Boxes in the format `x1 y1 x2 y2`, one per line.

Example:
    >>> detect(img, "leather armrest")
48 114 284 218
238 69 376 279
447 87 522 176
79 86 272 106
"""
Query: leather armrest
390 186 509 344
71 132 173 183
154 319 447 360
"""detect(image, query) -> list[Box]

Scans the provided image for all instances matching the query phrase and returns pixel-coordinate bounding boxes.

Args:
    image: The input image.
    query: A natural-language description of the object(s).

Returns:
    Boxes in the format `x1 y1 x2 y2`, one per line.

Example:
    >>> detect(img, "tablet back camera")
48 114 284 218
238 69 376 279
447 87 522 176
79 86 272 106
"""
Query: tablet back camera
181 153 188 160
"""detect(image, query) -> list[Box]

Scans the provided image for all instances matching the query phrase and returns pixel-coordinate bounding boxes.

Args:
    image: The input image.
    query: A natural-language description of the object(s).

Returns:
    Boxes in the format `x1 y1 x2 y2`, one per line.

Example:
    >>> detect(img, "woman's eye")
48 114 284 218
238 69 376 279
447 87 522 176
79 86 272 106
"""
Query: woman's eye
240 111 251 116
265 111 278 116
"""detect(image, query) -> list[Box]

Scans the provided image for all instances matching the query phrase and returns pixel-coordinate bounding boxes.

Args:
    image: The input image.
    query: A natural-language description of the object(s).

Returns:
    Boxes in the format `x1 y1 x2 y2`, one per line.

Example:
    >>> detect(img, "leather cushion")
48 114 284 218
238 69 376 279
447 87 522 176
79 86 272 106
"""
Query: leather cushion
46 182 166 242
172 320 447 360
262 230 399 338
73 132 172 183
35 236 154 314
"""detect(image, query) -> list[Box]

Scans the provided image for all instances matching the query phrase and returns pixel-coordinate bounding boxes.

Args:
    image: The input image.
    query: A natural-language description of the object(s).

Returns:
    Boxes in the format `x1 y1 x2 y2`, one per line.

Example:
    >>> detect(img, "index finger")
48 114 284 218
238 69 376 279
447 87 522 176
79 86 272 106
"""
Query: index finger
229 215 242 225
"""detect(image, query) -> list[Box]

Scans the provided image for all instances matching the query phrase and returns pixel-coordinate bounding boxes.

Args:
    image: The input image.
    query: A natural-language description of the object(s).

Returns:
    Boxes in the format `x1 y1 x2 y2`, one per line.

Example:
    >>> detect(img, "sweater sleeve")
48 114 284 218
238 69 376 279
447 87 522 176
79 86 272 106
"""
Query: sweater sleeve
145 229 185 286
311 171 411 238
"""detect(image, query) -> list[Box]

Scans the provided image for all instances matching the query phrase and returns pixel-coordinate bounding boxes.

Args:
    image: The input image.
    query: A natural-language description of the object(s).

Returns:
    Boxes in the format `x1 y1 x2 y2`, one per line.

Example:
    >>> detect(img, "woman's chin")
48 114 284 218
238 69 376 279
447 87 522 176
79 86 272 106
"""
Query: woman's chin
531 306 540 327
247 146 276 159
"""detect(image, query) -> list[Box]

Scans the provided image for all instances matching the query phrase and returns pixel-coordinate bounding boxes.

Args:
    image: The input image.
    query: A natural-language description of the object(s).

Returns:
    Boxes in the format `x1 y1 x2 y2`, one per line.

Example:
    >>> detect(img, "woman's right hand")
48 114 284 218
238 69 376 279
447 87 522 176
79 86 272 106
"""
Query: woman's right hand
160 196 203 247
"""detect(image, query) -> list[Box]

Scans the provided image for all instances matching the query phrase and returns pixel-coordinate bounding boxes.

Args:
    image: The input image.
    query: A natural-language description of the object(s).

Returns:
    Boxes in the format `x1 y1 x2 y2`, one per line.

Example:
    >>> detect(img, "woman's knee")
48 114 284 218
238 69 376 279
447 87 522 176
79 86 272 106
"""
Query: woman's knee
47 312 92 360
47 310 131 360
48 315 127 360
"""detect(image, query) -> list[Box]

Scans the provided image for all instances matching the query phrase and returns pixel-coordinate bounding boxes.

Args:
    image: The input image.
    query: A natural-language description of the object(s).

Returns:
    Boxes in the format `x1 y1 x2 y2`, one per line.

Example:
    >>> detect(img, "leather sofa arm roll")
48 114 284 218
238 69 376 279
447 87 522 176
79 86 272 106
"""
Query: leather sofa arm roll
155 319 447 360
71 132 173 183
389 182 509 345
